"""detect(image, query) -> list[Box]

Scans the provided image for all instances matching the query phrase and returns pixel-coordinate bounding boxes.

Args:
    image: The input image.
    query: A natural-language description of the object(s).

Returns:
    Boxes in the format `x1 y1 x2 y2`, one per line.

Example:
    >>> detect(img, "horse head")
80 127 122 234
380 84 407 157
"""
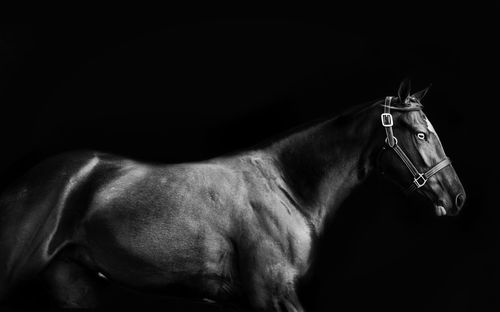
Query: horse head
377 79 466 216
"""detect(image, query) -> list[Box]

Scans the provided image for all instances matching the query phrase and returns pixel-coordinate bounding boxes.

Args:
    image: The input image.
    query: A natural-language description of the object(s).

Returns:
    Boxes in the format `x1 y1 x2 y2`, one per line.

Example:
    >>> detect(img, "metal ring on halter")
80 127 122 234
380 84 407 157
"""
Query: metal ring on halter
385 136 398 145
413 173 427 188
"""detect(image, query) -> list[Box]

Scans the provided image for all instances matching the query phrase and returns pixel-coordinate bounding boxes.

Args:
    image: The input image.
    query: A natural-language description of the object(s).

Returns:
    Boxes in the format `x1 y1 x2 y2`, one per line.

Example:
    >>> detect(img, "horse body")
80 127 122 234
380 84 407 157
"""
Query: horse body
0 149 318 309
0 81 466 310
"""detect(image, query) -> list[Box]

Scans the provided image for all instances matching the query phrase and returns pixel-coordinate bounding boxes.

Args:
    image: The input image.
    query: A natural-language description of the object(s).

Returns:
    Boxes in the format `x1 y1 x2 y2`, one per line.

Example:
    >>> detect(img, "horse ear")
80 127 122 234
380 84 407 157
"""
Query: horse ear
411 84 431 102
397 78 411 103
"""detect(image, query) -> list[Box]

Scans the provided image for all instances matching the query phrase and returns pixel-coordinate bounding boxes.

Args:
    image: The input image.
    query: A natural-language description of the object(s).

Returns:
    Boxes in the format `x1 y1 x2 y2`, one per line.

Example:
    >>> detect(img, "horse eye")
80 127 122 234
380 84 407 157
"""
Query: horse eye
417 132 426 140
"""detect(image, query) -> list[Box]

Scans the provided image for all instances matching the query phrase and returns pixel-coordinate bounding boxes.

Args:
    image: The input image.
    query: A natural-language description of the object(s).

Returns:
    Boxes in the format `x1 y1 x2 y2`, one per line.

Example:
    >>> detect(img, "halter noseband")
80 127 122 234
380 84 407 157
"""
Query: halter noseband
380 96 452 192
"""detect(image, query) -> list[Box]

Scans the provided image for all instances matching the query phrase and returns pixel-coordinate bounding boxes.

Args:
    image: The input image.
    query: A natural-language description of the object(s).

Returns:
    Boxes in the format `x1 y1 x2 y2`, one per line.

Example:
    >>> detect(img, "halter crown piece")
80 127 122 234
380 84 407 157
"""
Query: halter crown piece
380 96 452 192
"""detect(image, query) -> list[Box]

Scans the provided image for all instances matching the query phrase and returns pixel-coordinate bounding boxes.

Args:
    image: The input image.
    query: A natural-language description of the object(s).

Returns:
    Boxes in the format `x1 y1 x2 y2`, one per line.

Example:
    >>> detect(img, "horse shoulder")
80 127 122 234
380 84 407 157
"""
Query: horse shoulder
232 155 313 273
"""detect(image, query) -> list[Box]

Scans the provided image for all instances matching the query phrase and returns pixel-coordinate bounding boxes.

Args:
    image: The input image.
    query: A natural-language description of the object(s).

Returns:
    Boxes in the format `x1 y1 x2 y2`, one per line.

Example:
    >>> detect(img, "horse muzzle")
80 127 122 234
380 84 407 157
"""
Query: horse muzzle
433 187 466 217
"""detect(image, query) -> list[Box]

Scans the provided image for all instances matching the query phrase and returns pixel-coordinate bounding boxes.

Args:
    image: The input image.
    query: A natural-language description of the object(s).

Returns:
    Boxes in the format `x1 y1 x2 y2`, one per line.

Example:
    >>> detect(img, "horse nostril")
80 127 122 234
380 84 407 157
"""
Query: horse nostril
455 193 465 210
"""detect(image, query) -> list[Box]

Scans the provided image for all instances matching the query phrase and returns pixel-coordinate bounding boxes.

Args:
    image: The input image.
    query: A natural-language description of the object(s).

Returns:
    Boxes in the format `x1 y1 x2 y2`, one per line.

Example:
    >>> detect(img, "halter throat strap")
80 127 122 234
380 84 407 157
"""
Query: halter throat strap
380 96 452 192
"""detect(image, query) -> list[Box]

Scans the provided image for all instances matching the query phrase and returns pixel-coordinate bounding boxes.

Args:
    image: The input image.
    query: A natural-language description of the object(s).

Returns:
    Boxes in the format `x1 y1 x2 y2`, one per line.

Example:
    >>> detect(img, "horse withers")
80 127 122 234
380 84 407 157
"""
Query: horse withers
0 80 465 310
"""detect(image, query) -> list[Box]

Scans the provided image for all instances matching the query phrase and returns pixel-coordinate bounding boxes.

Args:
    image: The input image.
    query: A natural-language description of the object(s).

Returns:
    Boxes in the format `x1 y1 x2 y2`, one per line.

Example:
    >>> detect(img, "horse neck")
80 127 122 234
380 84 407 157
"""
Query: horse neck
266 102 385 233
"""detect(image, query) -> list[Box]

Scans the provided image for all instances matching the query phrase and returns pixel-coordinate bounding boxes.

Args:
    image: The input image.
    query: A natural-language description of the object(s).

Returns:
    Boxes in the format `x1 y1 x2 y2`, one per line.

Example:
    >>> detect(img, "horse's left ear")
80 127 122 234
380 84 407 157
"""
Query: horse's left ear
411 84 431 102
398 78 411 103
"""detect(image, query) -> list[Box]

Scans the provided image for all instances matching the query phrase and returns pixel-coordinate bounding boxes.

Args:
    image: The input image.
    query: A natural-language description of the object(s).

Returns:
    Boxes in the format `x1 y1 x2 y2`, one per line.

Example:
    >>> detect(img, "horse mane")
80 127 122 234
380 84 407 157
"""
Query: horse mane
238 95 421 154
254 98 385 150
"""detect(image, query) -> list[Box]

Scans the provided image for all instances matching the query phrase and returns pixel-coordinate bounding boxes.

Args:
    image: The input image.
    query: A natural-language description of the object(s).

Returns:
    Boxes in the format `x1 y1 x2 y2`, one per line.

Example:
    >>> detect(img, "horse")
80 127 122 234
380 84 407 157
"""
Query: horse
0 79 465 310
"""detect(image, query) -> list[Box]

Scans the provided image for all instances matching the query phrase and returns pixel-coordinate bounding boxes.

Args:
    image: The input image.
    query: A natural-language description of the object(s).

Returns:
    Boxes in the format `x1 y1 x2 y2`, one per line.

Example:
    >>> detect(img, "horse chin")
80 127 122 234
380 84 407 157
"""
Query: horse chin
434 204 447 217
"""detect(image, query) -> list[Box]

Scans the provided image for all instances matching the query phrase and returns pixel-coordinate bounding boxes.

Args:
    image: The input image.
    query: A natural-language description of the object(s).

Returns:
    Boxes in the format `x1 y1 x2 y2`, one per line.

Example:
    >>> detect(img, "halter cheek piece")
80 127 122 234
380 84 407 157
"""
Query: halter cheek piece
380 96 452 193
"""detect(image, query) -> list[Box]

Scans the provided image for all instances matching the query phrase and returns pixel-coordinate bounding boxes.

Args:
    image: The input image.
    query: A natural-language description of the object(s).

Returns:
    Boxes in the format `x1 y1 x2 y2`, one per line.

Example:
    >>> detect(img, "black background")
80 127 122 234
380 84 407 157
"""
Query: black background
1 7 499 312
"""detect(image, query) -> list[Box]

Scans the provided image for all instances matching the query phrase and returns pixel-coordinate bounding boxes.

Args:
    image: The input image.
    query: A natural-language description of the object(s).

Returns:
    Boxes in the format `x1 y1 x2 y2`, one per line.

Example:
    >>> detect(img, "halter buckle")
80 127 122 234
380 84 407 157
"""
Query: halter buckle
381 113 393 127
414 173 427 188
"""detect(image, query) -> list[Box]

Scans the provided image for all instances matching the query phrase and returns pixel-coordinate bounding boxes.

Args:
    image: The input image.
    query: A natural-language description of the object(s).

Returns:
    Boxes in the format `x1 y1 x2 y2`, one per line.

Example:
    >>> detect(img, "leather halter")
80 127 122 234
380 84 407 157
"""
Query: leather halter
380 96 451 192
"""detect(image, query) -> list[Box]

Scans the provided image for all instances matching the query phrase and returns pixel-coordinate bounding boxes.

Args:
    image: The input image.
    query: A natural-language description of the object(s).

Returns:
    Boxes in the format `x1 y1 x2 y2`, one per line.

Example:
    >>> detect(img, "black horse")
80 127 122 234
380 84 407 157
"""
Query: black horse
0 80 465 310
